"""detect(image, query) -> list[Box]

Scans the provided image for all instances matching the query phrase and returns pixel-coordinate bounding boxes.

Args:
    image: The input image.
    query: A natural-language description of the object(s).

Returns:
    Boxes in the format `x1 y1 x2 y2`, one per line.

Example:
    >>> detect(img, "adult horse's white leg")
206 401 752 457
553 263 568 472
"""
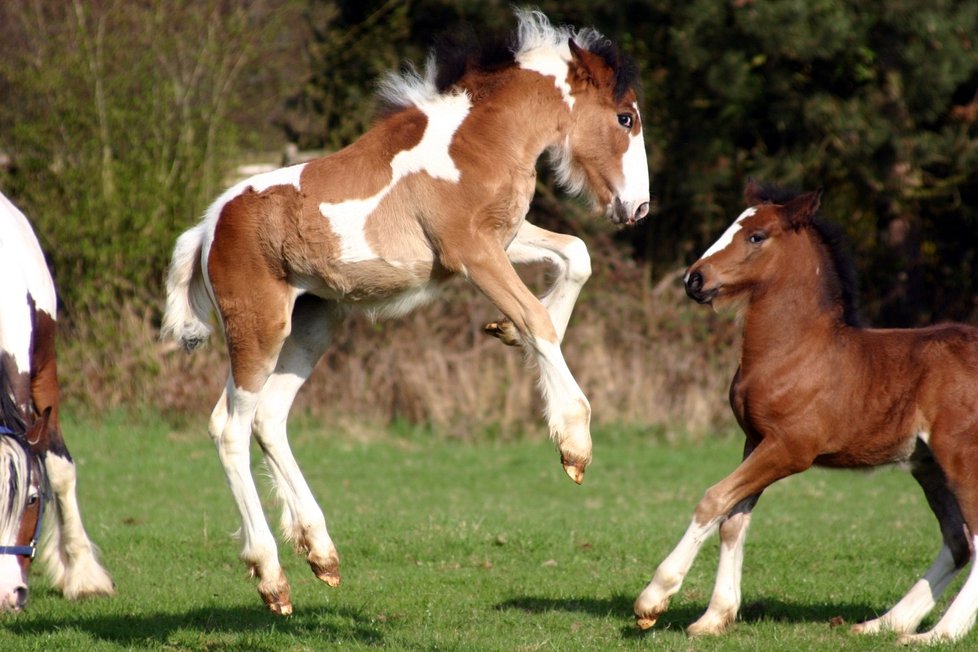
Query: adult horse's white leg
252 297 340 587
40 452 115 599
457 238 591 482
216 381 291 614
486 221 591 345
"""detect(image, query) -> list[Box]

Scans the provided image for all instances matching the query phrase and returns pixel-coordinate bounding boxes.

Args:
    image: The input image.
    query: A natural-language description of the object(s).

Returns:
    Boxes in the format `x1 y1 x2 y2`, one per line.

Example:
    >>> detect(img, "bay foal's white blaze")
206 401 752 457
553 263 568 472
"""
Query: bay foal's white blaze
163 9 650 614
635 181 978 644
0 192 114 609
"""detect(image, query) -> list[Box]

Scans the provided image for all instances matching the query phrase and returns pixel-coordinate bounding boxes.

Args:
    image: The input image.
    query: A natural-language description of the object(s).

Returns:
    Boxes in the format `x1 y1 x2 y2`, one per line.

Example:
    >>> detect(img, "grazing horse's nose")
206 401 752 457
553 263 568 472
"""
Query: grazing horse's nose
14 586 26 610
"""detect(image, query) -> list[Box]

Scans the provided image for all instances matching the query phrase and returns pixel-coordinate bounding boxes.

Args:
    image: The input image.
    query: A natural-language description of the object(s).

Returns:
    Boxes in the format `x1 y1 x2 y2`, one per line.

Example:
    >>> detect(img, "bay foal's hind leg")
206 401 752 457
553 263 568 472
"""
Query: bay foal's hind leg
30 320 114 598
485 222 591 346
252 296 341 588
853 450 969 637
634 440 810 630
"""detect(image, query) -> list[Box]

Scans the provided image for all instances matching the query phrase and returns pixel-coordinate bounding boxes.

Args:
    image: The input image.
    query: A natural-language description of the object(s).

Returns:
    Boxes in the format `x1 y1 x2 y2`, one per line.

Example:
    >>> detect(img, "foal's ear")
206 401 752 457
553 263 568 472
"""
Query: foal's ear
743 177 765 207
781 189 823 230
568 38 613 90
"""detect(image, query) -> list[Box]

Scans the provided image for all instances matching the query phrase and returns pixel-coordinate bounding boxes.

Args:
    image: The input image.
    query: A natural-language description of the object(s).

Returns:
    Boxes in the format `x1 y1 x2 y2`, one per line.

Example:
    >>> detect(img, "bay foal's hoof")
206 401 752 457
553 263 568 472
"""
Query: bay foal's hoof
483 320 521 346
257 568 293 616
308 549 341 588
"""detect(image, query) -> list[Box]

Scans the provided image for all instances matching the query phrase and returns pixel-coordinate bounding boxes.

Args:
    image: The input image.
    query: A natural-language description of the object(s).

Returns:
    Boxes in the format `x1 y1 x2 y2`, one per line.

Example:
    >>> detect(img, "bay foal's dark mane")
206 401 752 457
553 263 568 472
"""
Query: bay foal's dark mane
376 12 640 117
752 183 863 327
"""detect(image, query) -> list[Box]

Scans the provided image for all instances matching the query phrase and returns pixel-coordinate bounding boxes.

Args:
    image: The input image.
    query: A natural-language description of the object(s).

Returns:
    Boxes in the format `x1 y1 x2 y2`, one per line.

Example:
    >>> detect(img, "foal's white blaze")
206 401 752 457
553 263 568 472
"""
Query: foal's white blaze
619 105 650 207
701 207 757 260
320 93 471 263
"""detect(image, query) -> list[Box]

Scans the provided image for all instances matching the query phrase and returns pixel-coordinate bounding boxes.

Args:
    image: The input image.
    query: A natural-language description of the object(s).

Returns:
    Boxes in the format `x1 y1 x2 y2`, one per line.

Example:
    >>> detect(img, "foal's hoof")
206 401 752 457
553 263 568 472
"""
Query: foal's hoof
636 615 658 630
560 455 587 484
483 320 521 347
309 550 341 588
258 569 293 616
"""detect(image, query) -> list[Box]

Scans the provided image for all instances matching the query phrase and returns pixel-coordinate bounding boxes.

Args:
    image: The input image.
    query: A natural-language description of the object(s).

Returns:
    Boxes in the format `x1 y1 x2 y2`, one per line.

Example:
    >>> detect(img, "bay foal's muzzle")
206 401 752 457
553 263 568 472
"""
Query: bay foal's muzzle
684 269 715 304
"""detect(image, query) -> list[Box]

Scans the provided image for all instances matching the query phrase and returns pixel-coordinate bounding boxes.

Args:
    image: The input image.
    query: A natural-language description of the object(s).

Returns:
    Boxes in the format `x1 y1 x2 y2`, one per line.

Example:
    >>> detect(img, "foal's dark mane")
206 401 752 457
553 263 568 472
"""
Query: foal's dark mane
377 12 639 116
752 183 863 327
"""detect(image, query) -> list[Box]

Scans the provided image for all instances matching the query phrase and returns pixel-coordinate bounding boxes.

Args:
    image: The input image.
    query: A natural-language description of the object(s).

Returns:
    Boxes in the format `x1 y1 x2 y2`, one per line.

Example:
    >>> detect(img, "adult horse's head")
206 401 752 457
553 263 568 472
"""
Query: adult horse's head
0 393 48 612
684 179 823 310
514 10 651 225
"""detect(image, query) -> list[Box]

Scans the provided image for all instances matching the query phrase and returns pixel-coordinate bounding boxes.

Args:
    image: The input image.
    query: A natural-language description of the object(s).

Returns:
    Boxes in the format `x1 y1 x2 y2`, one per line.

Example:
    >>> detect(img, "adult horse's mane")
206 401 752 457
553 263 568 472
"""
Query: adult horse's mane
0 360 26 438
751 183 863 327
376 9 640 115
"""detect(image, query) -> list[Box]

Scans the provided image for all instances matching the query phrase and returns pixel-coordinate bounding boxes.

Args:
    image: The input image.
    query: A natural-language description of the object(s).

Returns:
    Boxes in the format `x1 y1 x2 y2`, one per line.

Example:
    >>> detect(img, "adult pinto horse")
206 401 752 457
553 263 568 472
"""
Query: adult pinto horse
634 181 978 644
0 191 114 610
163 9 650 614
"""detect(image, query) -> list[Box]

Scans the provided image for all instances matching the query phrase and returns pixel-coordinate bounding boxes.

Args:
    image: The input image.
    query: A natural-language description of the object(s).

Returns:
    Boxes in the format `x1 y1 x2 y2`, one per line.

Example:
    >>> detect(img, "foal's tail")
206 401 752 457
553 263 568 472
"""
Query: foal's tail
161 222 213 352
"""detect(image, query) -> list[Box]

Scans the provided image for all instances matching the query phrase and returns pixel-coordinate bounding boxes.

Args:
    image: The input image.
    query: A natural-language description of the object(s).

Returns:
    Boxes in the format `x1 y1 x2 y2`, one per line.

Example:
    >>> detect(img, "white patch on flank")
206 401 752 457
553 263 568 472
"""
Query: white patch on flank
701 207 758 259
619 105 650 203
320 92 471 263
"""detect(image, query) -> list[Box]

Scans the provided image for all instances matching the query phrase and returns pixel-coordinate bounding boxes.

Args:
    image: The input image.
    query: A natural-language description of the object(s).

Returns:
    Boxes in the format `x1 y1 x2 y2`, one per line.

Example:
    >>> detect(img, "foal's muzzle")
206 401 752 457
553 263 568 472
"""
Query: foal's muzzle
684 270 715 303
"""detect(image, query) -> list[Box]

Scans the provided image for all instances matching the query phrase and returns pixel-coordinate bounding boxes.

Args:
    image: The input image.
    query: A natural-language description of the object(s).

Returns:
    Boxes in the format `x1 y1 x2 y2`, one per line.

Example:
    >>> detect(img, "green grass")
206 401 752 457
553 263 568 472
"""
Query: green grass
1 415 974 650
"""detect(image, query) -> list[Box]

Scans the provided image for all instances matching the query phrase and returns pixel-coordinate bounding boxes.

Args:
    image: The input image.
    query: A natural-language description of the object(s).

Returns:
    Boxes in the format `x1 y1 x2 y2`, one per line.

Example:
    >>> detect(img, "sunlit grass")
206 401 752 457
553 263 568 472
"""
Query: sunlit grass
0 415 973 650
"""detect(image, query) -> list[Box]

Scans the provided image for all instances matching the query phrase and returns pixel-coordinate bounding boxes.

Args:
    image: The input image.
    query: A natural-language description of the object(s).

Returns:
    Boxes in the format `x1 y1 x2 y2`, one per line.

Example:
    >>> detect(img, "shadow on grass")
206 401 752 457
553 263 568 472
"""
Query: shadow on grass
5 601 384 649
496 593 881 639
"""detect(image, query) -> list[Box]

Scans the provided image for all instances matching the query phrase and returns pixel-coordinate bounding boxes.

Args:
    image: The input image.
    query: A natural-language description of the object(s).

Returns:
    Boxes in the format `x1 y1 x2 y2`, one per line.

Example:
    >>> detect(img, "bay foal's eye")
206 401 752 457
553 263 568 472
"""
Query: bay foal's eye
747 231 767 245
617 113 633 129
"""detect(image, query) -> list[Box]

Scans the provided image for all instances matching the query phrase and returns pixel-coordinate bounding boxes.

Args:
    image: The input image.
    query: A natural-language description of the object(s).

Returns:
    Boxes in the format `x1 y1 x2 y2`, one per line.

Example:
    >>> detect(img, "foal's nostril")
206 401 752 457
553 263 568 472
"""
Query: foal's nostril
14 586 27 610
686 271 704 293
634 201 650 222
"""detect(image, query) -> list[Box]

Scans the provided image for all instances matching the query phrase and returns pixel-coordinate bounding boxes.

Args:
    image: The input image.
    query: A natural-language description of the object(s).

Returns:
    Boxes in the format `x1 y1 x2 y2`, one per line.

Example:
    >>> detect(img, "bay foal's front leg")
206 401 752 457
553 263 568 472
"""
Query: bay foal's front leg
635 440 810 631
485 221 591 346
460 237 591 482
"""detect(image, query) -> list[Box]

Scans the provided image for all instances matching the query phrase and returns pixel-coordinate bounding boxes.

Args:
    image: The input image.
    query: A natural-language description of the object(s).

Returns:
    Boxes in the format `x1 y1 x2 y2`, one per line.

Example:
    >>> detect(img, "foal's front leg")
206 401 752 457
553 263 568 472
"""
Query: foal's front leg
459 237 591 483
485 222 591 346
635 441 807 630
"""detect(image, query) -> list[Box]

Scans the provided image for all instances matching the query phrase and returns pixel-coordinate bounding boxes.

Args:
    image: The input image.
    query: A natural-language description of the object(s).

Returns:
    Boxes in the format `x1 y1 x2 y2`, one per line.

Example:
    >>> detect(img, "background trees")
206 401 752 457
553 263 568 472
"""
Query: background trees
1 0 976 423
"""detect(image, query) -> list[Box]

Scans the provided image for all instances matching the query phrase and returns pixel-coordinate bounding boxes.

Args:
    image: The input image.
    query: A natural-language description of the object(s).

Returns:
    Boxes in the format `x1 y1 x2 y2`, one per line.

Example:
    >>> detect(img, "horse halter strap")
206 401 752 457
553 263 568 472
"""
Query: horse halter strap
0 425 44 559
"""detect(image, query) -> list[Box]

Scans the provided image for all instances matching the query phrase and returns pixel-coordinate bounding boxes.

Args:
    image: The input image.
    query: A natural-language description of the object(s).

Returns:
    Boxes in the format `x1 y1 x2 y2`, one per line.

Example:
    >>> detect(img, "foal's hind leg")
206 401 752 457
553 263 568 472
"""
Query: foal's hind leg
853 450 969 637
252 296 341 588
30 317 114 599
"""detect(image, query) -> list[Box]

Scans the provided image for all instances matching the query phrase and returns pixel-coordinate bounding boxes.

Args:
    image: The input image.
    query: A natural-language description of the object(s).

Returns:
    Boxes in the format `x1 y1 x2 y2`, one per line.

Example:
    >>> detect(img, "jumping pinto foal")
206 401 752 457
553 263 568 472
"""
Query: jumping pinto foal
634 180 978 644
163 9 649 614
0 191 114 610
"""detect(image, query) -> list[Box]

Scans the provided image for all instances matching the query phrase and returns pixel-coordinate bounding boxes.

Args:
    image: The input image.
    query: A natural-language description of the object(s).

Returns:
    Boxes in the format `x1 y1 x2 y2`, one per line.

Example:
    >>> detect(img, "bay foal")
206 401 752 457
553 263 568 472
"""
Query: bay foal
634 181 978 644
0 191 114 609
163 9 650 614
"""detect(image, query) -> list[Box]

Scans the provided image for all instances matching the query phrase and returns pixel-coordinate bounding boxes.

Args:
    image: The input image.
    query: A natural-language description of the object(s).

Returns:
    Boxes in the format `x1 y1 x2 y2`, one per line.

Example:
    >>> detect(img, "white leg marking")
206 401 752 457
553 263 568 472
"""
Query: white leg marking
40 453 114 599
530 337 591 471
688 512 752 635
506 222 591 343
854 544 959 636
900 535 978 644
635 516 722 627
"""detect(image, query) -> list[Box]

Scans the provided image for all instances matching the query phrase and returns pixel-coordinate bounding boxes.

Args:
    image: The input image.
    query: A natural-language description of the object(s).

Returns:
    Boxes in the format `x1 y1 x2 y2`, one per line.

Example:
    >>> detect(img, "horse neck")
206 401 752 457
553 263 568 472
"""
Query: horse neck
461 65 572 167
741 242 849 364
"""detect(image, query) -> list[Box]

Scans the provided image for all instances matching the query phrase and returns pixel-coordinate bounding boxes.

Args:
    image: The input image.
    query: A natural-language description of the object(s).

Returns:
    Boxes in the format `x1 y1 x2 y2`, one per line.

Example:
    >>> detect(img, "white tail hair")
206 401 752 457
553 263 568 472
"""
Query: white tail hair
161 222 213 351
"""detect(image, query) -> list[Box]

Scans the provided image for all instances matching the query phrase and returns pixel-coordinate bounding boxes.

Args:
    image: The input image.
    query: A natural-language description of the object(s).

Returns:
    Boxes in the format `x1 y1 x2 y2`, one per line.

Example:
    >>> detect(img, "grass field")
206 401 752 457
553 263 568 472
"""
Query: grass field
1 415 975 651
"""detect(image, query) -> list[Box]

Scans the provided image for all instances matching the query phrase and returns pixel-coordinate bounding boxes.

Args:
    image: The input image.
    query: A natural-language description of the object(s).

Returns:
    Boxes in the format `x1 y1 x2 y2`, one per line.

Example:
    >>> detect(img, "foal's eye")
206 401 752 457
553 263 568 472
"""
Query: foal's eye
747 232 767 245
617 113 633 129
27 493 38 506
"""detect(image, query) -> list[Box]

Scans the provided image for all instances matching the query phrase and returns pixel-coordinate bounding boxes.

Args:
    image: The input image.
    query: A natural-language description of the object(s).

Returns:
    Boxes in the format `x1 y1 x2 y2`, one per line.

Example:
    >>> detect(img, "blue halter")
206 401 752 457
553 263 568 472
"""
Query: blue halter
0 425 45 559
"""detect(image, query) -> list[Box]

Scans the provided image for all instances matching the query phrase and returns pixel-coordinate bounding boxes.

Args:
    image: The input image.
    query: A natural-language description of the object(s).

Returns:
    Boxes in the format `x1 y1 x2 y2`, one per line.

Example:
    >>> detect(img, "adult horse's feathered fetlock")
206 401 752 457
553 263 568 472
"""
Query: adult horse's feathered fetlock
163 8 649 614
634 179 978 644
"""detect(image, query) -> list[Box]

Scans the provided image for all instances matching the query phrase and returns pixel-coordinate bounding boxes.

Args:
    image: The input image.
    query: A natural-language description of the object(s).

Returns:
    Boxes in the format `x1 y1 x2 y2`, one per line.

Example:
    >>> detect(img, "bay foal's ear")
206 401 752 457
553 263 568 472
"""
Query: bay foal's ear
568 38 614 90
743 177 765 207
781 189 823 230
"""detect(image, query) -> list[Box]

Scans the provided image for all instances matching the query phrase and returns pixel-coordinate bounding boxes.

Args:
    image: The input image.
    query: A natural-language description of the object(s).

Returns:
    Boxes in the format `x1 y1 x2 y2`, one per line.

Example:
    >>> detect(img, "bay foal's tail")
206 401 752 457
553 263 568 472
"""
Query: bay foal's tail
161 222 213 351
